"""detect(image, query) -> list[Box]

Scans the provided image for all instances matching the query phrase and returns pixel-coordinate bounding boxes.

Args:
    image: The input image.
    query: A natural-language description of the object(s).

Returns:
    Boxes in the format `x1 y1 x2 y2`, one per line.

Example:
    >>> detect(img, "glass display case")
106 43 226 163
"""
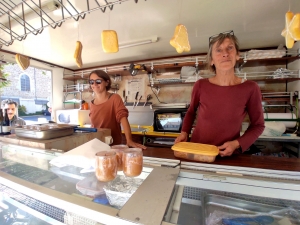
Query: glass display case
0 143 299 225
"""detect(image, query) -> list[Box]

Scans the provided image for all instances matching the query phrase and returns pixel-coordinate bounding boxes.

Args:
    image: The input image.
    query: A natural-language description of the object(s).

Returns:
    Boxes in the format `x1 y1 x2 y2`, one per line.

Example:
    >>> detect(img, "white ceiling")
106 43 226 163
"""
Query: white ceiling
1 0 300 71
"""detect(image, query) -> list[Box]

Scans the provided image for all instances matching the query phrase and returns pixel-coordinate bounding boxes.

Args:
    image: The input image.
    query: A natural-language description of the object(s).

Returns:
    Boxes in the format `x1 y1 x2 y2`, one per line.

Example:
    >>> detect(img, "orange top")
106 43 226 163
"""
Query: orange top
90 94 128 145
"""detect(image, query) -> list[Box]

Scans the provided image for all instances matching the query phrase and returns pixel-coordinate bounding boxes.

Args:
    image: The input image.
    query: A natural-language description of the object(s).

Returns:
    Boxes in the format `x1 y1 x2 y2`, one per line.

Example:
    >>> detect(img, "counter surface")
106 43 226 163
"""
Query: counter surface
143 147 300 172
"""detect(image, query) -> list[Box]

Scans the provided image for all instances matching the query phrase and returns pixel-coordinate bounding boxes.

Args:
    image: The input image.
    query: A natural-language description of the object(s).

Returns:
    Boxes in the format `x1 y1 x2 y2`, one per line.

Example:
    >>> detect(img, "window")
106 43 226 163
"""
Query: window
20 74 30 91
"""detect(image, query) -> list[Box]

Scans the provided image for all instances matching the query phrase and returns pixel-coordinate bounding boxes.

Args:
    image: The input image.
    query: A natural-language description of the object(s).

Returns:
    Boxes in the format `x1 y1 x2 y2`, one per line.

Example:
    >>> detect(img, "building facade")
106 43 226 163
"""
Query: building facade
1 64 51 114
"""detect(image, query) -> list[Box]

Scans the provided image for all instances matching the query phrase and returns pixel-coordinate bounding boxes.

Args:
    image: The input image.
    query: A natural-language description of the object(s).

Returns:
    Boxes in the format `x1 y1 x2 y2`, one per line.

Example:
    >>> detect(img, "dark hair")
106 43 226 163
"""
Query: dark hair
89 70 111 91
206 33 240 73
2 99 18 108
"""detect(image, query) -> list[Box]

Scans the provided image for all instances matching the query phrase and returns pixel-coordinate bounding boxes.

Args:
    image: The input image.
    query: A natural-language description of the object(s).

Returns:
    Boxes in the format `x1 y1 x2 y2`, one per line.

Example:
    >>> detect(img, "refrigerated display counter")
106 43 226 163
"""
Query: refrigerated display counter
0 143 299 225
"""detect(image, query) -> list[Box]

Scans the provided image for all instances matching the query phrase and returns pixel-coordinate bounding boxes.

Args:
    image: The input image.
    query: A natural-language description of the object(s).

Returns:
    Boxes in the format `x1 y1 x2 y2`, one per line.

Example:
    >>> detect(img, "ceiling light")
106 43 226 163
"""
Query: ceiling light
119 36 158 49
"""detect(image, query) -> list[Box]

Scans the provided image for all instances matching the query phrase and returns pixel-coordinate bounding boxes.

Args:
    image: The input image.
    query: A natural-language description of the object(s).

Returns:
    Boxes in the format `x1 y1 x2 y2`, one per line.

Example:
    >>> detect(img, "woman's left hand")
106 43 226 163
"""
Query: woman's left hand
127 140 147 150
218 140 240 157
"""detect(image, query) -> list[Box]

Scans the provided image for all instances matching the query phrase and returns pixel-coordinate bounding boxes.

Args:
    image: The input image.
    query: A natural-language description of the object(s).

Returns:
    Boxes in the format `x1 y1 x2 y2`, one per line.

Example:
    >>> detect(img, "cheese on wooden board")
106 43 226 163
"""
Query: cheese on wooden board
170 24 191 53
101 30 119 53
15 54 30 70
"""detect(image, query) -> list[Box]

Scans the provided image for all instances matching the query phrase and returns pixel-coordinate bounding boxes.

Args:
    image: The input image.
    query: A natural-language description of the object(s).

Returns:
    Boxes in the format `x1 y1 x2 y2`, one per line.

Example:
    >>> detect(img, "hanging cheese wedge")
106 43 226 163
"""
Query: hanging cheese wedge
74 41 83 68
281 11 300 49
101 30 119 53
15 53 30 70
170 24 191 53
171 142 219 163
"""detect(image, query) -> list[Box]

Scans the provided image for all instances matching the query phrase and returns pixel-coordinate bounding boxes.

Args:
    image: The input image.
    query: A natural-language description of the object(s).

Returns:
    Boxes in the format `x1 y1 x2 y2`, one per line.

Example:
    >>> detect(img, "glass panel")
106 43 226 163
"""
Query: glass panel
163 185 300 225
0 151 152 211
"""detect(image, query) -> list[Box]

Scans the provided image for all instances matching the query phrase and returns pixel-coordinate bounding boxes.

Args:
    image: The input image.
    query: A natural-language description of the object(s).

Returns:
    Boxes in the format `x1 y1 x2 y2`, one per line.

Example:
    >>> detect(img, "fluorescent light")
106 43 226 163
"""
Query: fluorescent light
119 36 158 49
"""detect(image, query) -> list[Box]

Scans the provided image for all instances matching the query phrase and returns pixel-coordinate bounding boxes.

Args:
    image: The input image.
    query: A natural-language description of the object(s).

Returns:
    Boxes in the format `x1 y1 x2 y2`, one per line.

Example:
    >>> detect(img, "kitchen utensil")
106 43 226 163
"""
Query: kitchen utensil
133 92 139 108
143 94 152 107
124 96 127 105
136 95 142 107
74 127 97 132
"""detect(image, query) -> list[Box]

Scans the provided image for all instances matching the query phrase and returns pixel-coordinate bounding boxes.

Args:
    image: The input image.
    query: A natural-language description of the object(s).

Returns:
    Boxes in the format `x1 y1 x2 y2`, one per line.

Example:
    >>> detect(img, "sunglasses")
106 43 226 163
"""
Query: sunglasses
209 30 234 45
89 79 103 85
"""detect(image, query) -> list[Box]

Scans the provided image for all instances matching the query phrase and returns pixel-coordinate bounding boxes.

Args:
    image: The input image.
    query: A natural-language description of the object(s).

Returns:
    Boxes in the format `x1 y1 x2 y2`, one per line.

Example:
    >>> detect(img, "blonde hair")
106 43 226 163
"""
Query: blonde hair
206 33 240 73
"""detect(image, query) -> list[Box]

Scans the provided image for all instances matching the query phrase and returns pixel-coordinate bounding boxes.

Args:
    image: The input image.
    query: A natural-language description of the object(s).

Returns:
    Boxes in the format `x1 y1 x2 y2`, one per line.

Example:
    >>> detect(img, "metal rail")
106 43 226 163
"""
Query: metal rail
0 0 143 47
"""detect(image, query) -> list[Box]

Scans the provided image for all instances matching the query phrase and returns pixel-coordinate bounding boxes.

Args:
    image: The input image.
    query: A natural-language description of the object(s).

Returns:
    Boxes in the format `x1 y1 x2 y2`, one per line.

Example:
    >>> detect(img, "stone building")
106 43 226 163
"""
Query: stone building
0 64 51 114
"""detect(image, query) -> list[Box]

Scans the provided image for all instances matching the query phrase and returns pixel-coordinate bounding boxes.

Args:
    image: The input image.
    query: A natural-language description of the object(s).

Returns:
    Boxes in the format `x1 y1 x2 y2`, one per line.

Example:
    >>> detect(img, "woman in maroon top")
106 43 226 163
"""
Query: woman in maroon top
175 31 265 157
89 70 146 149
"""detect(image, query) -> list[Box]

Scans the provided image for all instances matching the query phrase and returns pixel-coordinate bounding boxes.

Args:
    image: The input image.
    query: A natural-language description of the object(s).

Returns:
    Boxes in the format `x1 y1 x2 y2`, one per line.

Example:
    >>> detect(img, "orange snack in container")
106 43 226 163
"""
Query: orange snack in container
111 145 129 171
122 148 143 177
95 151 117 182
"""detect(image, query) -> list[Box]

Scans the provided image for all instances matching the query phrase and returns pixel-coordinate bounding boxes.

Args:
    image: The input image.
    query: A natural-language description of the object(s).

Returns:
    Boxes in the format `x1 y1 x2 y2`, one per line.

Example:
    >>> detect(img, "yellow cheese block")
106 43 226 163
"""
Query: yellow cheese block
74 41 83 68
101 30 119 53
281 11 300 49
170 24 191 53
172 142 219 163
15 53 30 70
172 142 219 156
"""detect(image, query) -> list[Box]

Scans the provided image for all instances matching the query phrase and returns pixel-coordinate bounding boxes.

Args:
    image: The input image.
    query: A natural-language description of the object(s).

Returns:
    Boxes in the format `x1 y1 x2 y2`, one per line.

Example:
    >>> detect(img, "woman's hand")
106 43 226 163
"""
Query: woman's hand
218 140 240 157
127 140 147 150
175 132 188 144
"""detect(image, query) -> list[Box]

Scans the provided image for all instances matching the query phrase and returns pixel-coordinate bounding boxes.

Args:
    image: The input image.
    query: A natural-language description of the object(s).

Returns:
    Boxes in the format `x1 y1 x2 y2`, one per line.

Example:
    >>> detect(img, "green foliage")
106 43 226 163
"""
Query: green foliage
18 105 27 116
0 64 11 89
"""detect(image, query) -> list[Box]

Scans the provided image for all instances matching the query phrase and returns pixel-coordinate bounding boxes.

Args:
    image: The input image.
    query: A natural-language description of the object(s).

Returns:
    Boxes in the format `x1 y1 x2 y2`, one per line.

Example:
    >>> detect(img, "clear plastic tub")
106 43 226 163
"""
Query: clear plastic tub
76 175 106 198
172 142 219 163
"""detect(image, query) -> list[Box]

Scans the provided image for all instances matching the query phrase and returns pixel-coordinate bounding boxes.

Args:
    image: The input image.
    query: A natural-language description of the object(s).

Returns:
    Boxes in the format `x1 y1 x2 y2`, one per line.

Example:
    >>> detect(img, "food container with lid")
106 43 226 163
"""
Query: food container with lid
111 145 129 171
95 151 117 182
122 148 143 177
171 142 219 163
76 175 106 198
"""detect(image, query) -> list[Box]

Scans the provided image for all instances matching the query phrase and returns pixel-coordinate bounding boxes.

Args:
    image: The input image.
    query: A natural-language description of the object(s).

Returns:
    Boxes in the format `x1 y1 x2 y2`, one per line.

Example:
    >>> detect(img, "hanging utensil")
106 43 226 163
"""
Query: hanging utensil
136 95 142 107
143 94 152 107
133 92 139 108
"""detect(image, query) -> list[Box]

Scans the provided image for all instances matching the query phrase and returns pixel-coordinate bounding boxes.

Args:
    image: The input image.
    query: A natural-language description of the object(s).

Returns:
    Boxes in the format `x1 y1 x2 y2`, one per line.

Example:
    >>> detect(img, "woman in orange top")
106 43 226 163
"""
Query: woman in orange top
89 70 146 149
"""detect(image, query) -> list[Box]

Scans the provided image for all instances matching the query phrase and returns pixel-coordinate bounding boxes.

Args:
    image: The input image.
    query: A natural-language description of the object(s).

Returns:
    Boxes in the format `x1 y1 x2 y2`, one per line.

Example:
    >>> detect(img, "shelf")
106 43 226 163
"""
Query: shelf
148 82 196 87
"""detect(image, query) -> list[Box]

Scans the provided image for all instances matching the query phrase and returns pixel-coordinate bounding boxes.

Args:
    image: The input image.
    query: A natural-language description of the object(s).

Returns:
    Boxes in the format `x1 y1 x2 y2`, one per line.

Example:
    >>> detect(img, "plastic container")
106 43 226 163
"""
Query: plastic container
171 142 219 163
76 175 106 198
122 148 143 177
111 145 129 171
95 151 117 182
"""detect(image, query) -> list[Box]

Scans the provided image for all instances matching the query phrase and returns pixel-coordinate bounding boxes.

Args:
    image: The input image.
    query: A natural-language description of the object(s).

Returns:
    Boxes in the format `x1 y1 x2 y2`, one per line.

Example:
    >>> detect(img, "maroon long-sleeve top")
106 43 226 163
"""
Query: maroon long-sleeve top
90 94 128 145
182 79 265 151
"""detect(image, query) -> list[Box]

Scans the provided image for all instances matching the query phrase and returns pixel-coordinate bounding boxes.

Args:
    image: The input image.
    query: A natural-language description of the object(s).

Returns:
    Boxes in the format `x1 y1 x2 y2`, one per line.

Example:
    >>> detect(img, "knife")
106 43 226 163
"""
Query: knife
124 96 128 105
133 92 139 108
143 94 151 107
136 95 142 107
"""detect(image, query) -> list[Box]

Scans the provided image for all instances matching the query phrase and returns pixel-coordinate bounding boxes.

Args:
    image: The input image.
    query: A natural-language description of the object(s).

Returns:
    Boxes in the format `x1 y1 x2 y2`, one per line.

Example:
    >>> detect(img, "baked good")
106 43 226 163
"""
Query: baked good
15 54 30 70
170 24 191 53
172 142 219 163
74 41 83 68
281 11 300 49
101 30 119 53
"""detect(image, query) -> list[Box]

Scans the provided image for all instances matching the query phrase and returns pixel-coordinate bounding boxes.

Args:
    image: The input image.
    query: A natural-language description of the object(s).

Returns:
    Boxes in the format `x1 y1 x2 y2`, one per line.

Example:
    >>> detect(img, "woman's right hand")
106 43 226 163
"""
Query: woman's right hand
175 132 188 144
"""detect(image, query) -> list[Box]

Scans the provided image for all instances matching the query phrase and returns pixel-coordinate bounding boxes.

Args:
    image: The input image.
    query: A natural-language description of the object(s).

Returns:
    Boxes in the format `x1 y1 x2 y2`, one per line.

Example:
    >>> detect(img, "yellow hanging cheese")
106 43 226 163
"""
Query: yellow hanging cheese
74 41 83 68
281 11 300 49
170 24 191 53
101 30 119 53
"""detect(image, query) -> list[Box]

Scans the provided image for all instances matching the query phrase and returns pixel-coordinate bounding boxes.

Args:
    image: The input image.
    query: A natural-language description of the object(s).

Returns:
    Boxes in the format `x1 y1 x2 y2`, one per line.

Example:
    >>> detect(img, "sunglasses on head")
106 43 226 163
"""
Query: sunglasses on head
209 30 234 45
89 79 103 85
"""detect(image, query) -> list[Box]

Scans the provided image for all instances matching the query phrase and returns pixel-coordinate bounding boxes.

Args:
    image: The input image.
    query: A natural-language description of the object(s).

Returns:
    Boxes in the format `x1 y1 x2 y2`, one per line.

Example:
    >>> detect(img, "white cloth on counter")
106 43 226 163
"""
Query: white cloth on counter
49 138 110 173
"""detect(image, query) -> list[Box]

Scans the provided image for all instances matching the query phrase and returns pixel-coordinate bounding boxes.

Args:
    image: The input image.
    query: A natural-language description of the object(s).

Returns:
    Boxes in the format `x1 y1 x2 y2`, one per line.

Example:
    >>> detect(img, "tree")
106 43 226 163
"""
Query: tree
0 64 11 89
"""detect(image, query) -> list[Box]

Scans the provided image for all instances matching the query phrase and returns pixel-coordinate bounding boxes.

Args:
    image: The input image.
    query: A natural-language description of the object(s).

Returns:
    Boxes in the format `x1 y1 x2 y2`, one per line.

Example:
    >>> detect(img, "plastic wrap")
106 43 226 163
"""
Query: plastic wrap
103 175 143 209
206 207 300 225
